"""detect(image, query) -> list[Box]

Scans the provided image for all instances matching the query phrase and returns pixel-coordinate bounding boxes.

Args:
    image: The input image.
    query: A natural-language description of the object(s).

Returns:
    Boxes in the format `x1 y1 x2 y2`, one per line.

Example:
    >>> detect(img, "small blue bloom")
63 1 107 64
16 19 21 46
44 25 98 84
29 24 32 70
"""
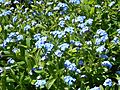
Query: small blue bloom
7 58 15 64
24 25 31 31
65 16 70 20
111 37 119 44
58 20 65 27
99 54 108 59
44 43 54 52
57 2 68 11
79 60 84 66
8 32 18 38
101 61 112 69
96 29 108 36
41 55 48 61
16 35 23 41
117 29 120 34
12 48 20 53
35 80 46 87
96 45 106 53
90 86 100 90
55 50 63 57
31 21 37 26
78 23 85 28
75 41 82 47
64 76 76 85
33 33 41 40
47 12 53 16
4 1 11 6
64 27 74 34
69 0 80 4
75 16 86 23
68 63 77 71
0 0 5 3
85 18 93 25
103 78 112 87
80 26 89 34
70 40 75 44
58 43 69 51
2 10 12 16
35 36 47 48
64 60 71 67
0 67 3 74
13 16 17 23
58 31 66 38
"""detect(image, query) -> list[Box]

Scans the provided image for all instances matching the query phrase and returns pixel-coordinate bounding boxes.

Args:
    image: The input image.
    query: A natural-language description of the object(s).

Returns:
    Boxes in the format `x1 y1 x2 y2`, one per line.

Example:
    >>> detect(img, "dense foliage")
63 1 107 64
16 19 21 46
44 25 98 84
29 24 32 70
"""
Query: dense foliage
0 0 120 90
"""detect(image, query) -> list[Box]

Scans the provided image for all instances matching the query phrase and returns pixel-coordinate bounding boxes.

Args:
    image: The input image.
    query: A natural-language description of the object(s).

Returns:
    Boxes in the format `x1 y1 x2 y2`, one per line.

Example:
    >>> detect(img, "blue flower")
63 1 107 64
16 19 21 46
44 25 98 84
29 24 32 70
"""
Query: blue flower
85 18 93 25
64 60 71 67
47 12 53 16
117 29 120 34
78 23 86 29
65 16 70 20
58 43 69 51
16 35 23 41
70 40 75 44
99 54 108 59
75 16 86 23
68 63 77 71
2 10 12 16
55 50 63 57
24 25 31 31
44 43 54 52
64 60 78 72
0 67 3 74
8 32 18 38
31 21 37 26
58 20 65 27
13 16 17 23
58 31 65 38
35 37 47 48
111 37 119 44
41 55 48 61
0 0 5 3
90 86 100 90
64 27 74 34
7 58 15 64
79 60 84 66
96 45 106 53
64 76 76 85
80 26 89 34
96 29 108 36
57 2 68 11
103 78 112 87
35 80 46 87
101 61 112 69
12 48 20 53
4 1 11 6
75 41 82 47
33 33 41 40
69 0 80 4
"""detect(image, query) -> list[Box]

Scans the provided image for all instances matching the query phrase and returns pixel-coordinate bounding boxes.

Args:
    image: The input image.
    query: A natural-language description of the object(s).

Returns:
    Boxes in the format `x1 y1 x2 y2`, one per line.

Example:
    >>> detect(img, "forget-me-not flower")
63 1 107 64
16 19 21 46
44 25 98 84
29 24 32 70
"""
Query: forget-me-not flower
101 61 112 69
103 78 112 87
64 76 76 85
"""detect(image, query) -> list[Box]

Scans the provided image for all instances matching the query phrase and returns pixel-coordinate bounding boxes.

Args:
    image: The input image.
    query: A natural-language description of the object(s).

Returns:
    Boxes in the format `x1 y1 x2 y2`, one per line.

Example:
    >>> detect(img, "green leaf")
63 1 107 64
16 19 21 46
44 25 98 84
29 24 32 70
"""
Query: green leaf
26 38 31 48
46 77 56 90
99 85 104 90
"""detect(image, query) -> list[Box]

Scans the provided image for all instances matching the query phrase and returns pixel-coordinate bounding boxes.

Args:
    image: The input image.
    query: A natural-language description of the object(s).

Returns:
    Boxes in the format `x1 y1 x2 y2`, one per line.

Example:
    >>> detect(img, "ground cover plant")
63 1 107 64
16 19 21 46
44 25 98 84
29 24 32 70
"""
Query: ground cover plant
0 0 120 90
